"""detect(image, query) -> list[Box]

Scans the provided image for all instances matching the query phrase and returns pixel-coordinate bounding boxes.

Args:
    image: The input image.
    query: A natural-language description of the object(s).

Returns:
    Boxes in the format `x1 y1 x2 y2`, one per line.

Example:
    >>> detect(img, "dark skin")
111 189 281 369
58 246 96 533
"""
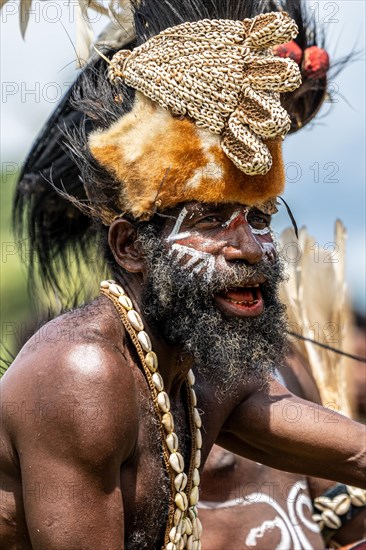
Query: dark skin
1 201 365 549
200 351 366 549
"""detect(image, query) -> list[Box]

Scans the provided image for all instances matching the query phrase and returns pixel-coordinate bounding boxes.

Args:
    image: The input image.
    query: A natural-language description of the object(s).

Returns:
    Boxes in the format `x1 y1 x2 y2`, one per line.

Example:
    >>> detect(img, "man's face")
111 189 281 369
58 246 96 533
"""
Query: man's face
137 201 288 390
161 202 276 319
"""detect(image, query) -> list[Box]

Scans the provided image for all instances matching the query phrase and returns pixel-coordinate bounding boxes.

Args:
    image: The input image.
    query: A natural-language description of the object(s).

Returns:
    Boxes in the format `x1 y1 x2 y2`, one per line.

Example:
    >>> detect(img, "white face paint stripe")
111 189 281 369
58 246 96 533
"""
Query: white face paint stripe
166 207 190 242
252 227 271 235
166 206 272 282
169 243 215 282
223 210 242 228
223 208 271 236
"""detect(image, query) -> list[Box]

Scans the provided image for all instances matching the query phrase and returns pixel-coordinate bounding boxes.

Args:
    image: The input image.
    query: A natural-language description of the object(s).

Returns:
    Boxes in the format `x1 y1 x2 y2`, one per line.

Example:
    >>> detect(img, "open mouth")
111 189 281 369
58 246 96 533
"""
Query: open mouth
214 283 265 318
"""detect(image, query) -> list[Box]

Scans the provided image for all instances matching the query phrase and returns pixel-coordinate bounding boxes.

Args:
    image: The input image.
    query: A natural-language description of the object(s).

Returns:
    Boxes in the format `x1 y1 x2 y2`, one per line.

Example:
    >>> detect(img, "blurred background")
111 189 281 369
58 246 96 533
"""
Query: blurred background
1 1 365 364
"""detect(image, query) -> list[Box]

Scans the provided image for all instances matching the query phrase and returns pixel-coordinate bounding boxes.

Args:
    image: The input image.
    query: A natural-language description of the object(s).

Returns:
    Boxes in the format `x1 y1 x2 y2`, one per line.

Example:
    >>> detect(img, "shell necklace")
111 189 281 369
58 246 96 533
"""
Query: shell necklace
100 280 202 550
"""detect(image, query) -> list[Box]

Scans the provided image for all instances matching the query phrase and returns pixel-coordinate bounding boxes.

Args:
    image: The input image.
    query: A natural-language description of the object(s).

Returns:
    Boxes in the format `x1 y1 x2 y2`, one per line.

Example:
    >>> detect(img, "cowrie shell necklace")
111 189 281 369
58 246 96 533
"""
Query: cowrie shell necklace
100 280 202 550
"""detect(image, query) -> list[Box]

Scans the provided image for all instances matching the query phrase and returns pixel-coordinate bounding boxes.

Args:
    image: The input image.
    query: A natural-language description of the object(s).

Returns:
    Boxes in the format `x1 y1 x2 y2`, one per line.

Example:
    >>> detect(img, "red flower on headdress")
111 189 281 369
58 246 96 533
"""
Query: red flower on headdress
302 46 330 79
273 40 302 65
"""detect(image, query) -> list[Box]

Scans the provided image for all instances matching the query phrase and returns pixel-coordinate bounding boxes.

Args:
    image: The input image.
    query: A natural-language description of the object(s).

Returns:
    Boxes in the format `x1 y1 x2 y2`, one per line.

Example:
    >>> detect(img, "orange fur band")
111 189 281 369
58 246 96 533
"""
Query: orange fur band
89 94 284 221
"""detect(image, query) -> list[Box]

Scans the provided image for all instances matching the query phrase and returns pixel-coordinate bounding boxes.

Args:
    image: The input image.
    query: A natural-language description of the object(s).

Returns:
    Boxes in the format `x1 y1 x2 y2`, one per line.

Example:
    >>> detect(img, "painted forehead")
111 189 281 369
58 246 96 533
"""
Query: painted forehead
170 202 272 218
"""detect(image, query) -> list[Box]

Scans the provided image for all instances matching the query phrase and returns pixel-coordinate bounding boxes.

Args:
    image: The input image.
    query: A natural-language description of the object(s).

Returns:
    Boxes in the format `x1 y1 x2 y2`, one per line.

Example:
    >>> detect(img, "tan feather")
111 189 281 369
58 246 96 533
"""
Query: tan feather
280 222 354 417
2 0 135 67
76 0 95 67
77 1 135 67
87 1 110 17
19 0 32 39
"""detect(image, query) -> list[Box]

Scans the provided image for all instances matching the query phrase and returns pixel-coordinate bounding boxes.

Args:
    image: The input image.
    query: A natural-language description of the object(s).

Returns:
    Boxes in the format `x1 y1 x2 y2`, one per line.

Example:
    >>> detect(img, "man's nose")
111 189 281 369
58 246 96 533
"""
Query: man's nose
222 220 264 265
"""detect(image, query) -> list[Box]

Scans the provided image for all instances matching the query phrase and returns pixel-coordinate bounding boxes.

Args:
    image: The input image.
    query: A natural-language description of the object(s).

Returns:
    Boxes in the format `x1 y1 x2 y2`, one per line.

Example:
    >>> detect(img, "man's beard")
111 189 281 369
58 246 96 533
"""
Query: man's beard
136 225 289 393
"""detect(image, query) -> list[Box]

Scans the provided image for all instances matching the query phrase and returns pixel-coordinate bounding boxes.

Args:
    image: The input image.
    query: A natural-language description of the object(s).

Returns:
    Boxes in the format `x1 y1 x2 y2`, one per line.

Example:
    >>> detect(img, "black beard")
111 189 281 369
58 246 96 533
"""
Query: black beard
137 225 289 393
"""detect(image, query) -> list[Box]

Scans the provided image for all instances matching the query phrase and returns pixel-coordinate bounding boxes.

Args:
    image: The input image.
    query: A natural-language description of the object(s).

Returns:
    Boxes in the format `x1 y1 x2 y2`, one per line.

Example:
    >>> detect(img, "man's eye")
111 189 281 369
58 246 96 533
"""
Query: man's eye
247 212 270 230
195 215 222 227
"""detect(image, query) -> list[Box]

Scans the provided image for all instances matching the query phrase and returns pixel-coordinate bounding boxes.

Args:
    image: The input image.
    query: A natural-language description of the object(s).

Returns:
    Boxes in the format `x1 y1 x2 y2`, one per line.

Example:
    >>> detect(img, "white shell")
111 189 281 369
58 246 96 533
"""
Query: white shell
194 449 201 469
162 412 174 433
348 486 366 506
145 351 158 372
118 294 133 310
100 279 115 288
314 496 333 512
166 543 177 550
195 429 202 449
169 452 184 473
192 518 199 539
109 283 124 296
184 517 193 536
312 514 324 531
157 391 170 413
169 526 182 544
192 468 200 487
174 472 188 492
193 408 202 428
166 432 179 453
187 369 195 385
187 535 193 550
137 330 152 352
127 309 144 331
174 508 183 526
152 372 164 392
178 520 186 536
334 494 351 515
175 491 188 511
196 518 202 537
322 509 342 529
190 486 199 506
190 388 197 407
188 507 198 521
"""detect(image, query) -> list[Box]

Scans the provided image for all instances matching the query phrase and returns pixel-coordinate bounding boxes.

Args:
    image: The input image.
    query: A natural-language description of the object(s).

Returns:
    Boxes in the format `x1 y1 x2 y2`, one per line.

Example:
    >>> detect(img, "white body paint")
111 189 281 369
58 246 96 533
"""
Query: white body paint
252 227 271 236
200 374 319 549
170 244 216 281
199 481 319 550
165 206 272 282
166 207 191 243
166 206 217 281
223 210 242 227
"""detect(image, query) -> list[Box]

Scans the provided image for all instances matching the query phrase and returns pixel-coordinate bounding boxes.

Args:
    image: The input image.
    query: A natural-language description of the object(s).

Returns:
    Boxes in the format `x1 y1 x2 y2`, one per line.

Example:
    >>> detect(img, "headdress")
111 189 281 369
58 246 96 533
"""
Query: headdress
10 0 337 293
87 12 301 223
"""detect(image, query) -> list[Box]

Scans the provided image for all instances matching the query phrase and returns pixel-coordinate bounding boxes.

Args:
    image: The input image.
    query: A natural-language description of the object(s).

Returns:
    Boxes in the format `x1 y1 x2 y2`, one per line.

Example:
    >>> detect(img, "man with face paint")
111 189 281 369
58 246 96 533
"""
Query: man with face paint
1 2 365 549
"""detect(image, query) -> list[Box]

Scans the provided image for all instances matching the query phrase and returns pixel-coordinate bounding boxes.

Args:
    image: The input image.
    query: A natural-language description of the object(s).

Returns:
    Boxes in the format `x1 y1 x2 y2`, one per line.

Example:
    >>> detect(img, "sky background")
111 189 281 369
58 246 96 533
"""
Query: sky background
1 0 365 312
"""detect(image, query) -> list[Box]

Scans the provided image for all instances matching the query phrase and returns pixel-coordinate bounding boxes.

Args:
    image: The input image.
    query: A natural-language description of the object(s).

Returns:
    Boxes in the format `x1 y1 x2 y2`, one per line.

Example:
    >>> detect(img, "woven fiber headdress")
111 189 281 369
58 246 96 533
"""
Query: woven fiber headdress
88 11 301 222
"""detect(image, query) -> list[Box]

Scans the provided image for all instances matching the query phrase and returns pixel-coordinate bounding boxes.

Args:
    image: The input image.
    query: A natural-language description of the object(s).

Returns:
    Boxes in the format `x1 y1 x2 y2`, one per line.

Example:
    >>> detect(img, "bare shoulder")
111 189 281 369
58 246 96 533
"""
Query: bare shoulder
1 296 138 466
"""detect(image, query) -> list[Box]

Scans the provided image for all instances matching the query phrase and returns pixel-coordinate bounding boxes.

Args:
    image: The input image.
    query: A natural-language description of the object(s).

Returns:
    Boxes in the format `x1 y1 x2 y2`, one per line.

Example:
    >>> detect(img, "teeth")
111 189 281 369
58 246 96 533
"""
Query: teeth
227 299 258 306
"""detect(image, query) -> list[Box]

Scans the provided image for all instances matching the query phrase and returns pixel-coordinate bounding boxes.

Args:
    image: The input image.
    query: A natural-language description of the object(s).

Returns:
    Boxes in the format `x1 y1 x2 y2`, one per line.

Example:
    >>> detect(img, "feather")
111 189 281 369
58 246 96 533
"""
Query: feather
87 1 110 17
280 223 355 417
19 0 32 39
76 0 95 67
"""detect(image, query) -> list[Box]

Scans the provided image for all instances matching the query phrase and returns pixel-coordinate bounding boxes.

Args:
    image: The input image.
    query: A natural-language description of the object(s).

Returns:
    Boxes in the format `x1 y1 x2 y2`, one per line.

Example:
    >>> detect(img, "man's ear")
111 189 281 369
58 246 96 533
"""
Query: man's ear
108 219 145 274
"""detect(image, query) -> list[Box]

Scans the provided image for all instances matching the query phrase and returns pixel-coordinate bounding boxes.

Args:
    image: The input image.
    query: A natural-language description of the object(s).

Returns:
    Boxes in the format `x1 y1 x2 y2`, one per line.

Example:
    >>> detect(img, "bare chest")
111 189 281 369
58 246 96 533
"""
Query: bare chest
121 382 194 550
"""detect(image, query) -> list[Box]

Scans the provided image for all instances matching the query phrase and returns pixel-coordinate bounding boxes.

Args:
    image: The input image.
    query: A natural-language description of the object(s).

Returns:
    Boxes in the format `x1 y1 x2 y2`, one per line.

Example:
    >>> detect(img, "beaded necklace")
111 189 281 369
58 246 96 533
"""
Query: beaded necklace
100 280 202 550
